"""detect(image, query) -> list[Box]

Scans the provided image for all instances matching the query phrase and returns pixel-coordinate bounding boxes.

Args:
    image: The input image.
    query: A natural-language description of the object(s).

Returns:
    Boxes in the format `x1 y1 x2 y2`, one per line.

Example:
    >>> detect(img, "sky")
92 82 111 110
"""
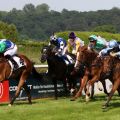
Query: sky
0 0 120 12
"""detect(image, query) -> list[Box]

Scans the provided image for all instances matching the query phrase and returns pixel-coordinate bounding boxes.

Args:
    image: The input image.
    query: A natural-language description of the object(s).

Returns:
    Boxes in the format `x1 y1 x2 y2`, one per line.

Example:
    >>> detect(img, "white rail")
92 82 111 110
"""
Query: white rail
34 64 48 68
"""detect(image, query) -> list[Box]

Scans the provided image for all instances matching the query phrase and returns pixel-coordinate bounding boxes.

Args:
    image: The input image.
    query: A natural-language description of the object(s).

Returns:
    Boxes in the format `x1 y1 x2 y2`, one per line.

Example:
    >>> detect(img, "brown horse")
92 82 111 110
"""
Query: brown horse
71 46 109 101
86 55 120 108
0 53 39 106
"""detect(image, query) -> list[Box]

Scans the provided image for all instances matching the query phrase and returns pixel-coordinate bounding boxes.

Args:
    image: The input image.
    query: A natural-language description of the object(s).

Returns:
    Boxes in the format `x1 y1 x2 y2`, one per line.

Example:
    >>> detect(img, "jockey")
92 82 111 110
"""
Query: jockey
63 32 84 65
88 35 107 53
49 34 72 65
106 40 120 58
0 39 18 69
49 34 67 55
98 39 119 57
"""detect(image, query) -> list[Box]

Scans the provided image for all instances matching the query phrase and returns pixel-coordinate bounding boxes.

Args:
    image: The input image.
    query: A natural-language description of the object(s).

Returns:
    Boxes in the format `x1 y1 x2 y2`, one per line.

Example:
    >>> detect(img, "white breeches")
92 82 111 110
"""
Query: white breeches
4 45 17 56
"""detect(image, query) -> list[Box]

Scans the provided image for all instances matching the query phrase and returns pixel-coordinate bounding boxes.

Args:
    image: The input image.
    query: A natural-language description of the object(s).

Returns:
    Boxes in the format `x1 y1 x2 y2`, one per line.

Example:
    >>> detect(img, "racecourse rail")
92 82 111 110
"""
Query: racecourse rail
34 64 48 68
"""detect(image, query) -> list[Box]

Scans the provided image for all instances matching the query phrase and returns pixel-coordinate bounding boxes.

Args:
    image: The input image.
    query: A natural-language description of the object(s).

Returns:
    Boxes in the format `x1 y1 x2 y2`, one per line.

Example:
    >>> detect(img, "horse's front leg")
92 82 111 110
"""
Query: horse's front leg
71 74 88 101
53 79 58 100
102 79 120 109
9 79 25 106
86 75 99 102
22 83 32 104
9 71 29 106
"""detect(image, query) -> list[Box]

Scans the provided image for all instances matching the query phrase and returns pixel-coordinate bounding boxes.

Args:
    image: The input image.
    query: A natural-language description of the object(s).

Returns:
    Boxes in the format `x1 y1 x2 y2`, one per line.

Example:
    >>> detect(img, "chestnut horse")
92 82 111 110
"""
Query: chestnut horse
0 53 40 106
86 56 120 108
71 46 109 101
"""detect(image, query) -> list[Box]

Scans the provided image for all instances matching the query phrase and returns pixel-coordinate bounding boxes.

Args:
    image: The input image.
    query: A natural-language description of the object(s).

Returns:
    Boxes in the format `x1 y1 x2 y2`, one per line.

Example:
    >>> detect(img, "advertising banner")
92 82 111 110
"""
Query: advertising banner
9 74 65 101
0 81 9 102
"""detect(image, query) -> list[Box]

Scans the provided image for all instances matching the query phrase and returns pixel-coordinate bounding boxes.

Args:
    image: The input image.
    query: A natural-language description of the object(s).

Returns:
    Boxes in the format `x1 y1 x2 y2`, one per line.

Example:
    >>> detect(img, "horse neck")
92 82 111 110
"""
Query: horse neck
84 50 98 65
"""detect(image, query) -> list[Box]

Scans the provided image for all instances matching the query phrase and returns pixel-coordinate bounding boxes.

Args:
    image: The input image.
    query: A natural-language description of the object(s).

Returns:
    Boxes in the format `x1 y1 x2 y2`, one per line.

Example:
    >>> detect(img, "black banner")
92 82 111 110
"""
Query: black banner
9 73 66 100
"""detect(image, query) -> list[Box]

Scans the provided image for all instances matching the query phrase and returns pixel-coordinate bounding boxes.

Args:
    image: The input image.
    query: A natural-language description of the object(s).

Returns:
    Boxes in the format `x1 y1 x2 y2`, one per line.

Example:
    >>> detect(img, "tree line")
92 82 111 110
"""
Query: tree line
0 3 120 41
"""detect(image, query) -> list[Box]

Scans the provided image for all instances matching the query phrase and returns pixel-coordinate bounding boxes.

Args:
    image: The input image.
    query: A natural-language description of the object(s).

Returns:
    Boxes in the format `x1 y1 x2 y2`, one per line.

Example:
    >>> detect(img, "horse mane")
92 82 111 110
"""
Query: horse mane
78 45 98 65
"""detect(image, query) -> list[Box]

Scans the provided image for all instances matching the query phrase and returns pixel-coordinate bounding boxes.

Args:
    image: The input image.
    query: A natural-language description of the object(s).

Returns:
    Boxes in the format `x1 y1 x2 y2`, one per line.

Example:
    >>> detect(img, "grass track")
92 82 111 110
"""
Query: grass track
0 94 120 120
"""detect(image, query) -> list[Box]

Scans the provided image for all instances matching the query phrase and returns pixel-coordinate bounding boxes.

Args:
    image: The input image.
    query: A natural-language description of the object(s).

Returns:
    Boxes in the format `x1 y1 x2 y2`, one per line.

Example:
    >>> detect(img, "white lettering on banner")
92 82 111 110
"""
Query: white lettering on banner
9 85 32 92
33 84 63 90
38 88 63 93
0 83 3 98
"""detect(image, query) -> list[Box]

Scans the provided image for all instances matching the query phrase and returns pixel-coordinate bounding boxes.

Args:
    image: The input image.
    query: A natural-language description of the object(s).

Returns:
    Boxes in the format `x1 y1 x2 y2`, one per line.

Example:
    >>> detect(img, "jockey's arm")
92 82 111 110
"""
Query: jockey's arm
75 41 80 54
63 46 68 55
59 41 64 50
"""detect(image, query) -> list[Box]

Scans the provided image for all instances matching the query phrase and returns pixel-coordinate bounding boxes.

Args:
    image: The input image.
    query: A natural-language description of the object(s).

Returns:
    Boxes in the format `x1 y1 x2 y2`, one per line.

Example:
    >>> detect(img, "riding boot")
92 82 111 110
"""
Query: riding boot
5 55 18 70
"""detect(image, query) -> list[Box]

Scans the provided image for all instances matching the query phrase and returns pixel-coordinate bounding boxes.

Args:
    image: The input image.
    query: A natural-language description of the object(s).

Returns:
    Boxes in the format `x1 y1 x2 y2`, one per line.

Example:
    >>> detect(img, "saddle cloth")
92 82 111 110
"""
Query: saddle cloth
8 56 25 71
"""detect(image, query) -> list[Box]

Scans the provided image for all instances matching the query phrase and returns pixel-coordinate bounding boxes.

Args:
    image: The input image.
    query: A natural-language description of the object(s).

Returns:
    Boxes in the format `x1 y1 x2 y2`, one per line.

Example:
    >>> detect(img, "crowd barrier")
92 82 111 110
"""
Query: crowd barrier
0 65 112 103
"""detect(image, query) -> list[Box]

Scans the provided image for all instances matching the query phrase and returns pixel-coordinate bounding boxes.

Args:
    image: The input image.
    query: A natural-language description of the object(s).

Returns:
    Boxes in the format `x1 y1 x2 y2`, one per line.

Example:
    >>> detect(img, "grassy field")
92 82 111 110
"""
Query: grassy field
0 94 120 120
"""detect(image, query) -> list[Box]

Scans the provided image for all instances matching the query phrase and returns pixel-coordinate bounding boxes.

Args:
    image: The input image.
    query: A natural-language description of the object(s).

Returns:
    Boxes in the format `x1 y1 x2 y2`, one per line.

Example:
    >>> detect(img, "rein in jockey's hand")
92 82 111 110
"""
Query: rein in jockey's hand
110 52 117 57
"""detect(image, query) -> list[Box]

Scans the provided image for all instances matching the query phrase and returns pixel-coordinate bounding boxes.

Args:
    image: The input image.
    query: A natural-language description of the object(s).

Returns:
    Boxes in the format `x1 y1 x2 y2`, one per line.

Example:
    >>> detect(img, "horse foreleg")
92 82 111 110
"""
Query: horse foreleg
22 83 32 104
63 78 69 97
90 84 94 99
53 80 58 100
71 75 88 101
9 79 25 106
103 79 120 109
9 70 29 106
86 75 98 102
101 80 109 96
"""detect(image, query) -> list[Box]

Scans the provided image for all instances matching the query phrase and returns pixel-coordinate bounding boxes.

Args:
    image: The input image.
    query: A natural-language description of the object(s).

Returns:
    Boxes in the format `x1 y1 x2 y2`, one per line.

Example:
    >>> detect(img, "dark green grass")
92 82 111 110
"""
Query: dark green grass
0 94 120 120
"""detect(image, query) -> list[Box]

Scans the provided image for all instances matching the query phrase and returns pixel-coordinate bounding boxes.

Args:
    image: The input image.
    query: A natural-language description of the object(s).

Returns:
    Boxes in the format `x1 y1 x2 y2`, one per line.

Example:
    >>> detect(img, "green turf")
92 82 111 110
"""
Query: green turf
0 95 120 120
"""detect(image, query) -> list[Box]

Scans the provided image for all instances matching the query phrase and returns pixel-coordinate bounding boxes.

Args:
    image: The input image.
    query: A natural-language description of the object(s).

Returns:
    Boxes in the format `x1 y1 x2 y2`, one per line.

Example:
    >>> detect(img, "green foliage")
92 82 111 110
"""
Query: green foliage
57 31 120 44
1 3 120 40
92 25 117 33
0 21 18 42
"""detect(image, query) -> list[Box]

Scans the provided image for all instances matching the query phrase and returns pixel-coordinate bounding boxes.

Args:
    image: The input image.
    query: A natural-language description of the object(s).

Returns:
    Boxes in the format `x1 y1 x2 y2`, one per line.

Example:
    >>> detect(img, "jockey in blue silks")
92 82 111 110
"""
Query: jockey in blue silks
107 40 120 58
0 39 18 69
49 35 73 65
98 39 119 57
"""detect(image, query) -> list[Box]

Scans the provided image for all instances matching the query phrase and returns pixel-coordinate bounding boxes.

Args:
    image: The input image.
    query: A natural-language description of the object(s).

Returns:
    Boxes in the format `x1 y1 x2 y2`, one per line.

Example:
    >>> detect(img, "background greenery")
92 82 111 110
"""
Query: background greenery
13 31 120 64
0 3 120 40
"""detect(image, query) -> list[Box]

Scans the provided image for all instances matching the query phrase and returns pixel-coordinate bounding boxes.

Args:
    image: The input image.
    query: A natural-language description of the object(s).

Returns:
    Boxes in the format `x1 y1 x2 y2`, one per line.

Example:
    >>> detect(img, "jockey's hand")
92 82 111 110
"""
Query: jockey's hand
58 48 62 52
110 52 117 57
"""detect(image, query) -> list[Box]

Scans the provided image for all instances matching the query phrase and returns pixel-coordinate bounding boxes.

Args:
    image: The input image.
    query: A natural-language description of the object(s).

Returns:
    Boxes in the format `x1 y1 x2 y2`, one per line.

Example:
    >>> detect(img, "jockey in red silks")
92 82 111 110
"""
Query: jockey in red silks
0 39 18 69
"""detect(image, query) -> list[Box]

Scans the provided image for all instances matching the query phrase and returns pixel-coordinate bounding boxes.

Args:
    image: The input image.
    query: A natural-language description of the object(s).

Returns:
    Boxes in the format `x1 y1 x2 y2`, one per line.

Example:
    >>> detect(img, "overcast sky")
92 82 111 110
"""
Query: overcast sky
0 0 120 12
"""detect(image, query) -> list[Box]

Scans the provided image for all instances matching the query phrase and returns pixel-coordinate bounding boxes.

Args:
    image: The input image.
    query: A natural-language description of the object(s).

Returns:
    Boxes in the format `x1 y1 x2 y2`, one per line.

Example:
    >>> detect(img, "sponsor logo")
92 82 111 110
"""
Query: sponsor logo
0 83 3 98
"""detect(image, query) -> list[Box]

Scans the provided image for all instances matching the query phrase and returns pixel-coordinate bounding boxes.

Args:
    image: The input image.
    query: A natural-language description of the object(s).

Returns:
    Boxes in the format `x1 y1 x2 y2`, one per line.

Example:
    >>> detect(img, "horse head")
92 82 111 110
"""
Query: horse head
75 46 98 70
40 45 56 63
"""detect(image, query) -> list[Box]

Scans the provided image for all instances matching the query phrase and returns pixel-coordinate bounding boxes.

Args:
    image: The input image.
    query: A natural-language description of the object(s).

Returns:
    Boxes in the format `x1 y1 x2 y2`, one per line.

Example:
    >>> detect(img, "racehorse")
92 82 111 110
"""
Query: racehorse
40 45 79 99
85 55 120 108
71 46 109 101
0 53 40 106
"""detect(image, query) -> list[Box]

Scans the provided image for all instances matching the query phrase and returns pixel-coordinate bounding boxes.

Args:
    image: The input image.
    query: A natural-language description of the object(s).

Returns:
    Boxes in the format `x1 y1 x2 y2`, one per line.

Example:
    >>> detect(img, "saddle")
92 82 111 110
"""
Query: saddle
7 55 25 71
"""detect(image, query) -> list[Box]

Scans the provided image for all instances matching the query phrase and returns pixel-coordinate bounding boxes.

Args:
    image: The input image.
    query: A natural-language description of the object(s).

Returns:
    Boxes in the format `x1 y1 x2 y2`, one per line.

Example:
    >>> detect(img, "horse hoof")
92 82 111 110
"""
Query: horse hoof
70 97 76 101
102 104 108 109
8 104 12 107
86 95 90 102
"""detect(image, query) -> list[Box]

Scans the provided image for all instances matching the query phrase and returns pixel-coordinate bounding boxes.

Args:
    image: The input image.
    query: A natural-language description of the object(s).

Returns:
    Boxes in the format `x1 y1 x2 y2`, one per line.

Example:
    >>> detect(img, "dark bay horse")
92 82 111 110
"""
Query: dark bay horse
85 56 120 108
40 45 78 99
0 53 40 106
71 46 109 101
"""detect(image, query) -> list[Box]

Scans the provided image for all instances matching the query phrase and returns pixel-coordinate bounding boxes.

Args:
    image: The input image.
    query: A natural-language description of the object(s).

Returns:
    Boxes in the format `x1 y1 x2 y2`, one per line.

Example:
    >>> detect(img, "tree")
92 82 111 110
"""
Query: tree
36 3 49 14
